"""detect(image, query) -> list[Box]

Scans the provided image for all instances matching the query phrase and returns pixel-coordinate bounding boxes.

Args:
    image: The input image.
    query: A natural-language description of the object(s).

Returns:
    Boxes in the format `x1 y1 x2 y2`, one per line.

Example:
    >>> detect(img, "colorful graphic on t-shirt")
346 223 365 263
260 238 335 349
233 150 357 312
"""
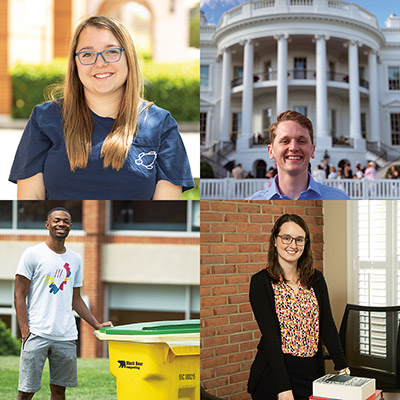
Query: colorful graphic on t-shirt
44 263 71 294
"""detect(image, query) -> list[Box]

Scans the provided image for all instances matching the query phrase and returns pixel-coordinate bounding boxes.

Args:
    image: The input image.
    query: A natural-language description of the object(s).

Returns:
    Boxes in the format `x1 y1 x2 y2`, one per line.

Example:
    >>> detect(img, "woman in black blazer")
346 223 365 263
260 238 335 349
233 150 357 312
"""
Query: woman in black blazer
248 214 349 400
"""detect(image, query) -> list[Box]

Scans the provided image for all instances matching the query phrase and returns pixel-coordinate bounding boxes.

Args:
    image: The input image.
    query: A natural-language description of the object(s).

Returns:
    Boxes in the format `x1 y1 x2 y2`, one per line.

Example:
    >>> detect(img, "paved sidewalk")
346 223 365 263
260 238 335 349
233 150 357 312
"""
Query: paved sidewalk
0 129 199 200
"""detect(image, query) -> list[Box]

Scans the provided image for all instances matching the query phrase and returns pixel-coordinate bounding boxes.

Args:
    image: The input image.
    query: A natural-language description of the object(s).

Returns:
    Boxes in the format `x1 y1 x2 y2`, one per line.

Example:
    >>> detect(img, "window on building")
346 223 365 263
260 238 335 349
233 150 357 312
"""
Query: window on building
232 66 243 87
232 112 242 143
110 201 199 232
293 106 307 117
264 61 272 81
200 112 207 145
294 57 307 79
0 201 82 230
262 108 272 141
388 67 400 90
109 283 200 325
328 62 335 81
234 66 243 79
256 160 267 178
329 109 336 138
350 201 400 358
200 65 209 89
361 113 366 139
0 202 12 228
391 113 400 145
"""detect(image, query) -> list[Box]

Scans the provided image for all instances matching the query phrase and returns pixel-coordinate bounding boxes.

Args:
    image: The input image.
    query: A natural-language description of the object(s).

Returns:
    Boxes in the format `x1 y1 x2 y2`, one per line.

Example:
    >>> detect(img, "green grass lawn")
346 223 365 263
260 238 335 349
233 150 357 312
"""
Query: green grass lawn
0 356 117 399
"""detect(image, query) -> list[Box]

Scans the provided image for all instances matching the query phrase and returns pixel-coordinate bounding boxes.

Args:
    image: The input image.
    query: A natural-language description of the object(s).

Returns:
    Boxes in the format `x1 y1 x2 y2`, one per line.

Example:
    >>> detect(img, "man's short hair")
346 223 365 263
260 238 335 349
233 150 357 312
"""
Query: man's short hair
47 207 72 221
269 110 314 144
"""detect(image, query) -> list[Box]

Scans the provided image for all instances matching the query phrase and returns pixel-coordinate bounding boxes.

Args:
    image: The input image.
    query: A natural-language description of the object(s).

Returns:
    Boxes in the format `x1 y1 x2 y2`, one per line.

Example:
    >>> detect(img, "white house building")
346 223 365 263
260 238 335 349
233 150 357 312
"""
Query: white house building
200 0 400 178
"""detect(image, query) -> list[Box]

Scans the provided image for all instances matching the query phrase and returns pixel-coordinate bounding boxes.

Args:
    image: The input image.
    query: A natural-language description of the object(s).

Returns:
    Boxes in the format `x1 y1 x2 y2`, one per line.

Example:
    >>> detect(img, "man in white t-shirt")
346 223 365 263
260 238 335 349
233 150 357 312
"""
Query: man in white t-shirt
14 207 113 400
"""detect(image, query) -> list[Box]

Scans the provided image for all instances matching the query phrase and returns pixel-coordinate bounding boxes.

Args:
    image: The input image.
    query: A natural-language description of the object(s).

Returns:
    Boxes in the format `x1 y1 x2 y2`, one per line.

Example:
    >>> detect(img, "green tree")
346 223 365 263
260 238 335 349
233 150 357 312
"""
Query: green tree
201 161 215 178
0 319 20 355
189 3 200 48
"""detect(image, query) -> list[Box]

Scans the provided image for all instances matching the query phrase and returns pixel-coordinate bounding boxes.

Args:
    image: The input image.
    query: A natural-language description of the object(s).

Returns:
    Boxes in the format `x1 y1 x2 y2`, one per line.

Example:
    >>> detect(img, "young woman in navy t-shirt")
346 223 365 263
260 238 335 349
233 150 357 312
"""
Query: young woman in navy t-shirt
9 16 193 200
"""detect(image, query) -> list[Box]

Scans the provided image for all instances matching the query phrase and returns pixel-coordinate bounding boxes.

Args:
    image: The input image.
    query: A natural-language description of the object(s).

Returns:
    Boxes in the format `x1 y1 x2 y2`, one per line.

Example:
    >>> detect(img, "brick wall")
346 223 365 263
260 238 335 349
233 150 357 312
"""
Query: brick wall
80 201 107 358
53 0 72 58
200 200 324 400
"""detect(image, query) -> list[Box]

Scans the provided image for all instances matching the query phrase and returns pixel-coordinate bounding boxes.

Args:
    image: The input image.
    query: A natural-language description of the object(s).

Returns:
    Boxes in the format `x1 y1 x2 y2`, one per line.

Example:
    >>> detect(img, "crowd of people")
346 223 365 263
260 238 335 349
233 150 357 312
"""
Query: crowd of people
231 160 400 182
312 160 382 183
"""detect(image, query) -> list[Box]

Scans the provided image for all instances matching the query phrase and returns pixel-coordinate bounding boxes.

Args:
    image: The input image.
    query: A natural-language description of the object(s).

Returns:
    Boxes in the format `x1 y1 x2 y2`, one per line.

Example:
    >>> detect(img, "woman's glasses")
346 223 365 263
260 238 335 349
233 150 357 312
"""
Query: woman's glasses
75 48 125 65
277 234 307 246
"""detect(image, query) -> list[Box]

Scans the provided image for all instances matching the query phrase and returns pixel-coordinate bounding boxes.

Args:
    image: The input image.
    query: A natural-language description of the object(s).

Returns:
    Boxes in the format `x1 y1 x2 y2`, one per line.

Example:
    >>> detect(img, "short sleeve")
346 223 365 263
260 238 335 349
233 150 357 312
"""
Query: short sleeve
73 254 83 288
15 247 36 280
9 106 53 183
156 113 194 192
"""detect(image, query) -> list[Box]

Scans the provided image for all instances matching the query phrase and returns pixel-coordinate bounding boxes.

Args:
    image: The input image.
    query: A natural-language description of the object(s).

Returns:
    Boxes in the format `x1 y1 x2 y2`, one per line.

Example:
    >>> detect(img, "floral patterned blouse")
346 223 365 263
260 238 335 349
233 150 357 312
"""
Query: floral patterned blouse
271 276 319 357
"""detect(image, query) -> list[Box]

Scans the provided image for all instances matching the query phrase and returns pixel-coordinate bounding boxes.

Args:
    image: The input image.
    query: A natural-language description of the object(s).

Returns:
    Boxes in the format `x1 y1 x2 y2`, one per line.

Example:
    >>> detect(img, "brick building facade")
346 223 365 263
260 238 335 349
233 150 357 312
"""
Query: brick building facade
200 200 324 400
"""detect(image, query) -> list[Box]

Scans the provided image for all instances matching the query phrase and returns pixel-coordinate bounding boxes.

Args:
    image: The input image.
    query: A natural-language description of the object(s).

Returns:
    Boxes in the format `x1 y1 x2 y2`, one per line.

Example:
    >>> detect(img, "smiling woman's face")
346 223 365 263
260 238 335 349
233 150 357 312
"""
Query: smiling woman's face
75 26 128 99
274 221 306 266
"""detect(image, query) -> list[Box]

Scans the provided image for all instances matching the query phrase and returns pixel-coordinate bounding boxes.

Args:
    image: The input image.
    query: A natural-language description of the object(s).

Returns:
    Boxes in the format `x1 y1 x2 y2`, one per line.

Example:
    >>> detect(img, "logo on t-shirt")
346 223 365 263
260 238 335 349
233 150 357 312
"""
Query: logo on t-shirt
44 263 71 294
135 151 157 170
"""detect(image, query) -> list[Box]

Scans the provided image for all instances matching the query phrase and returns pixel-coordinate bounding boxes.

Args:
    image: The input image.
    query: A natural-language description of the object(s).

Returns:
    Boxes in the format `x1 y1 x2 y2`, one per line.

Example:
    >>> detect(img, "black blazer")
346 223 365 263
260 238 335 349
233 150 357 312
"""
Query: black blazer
248 268 347 395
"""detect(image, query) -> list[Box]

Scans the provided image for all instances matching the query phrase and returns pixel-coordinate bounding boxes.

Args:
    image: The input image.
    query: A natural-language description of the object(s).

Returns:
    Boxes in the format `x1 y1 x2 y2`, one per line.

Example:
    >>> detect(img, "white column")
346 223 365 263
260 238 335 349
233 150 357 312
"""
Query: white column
219 47 232 144
368 50 380 143
347 40 365 149
238 39 254 150
315 34 331 148
275 34 289 115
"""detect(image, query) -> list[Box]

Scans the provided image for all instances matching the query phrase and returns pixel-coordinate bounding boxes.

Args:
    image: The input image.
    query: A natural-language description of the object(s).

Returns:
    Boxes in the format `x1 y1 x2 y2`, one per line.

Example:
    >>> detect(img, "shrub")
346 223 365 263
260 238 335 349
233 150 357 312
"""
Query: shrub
189 4 200 48
142 60 199 122
11 59 66 119
10 59 199 122
201 161 215 178
0 319 21 355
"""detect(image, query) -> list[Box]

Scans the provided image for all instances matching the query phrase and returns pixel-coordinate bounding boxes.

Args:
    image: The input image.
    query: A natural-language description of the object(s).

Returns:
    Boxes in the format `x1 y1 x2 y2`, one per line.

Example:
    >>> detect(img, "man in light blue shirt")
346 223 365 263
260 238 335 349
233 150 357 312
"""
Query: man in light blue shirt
247 110 349 200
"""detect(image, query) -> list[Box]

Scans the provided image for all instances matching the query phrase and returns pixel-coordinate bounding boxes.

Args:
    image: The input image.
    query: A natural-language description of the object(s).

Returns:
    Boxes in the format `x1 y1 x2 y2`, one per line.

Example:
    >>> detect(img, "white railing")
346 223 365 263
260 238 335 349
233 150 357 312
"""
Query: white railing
215 0 379 30
200 179 400 200
253 0 275 9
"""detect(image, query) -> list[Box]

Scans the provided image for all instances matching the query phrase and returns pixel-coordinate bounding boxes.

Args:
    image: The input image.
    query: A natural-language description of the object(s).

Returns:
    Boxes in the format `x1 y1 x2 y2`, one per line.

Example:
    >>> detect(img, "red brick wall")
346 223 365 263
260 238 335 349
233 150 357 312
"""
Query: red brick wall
80 201 107 358
53 0 72 58
200 200 324 400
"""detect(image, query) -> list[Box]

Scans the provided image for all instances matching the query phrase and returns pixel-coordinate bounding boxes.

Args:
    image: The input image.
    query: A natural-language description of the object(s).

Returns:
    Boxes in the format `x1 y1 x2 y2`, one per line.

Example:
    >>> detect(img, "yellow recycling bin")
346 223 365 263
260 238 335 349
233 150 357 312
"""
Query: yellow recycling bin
95 319 200 400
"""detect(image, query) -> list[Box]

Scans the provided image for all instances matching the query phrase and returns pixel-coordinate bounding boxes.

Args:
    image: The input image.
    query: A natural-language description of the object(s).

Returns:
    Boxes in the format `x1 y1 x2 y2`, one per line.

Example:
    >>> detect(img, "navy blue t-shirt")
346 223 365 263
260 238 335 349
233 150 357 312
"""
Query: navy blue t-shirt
9 101 194 199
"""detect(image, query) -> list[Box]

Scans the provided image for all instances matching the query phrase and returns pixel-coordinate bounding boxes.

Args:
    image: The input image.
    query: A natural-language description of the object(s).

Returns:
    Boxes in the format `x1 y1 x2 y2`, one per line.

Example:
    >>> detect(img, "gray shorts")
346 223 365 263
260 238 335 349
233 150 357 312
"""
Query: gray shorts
18 333 78 393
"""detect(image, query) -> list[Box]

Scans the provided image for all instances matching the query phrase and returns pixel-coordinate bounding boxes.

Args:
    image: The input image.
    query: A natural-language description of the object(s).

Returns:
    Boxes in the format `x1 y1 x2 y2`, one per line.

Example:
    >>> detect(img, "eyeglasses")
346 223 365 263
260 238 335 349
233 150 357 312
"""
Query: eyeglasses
277 234 307 246
75 48 125 65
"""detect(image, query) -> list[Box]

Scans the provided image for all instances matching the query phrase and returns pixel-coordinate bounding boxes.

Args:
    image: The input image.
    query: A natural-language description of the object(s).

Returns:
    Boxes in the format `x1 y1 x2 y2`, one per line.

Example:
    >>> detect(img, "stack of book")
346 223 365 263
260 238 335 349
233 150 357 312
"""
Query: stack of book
309 374 382 400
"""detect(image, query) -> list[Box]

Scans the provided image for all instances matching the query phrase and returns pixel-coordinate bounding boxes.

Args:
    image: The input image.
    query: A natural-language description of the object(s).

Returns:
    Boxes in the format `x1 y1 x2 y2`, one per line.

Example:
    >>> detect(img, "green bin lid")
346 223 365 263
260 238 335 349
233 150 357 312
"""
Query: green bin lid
99 319 200 336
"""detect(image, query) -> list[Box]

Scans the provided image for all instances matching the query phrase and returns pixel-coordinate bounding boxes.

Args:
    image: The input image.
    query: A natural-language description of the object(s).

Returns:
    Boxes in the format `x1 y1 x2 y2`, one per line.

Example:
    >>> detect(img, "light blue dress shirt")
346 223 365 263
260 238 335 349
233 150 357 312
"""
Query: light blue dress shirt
246 173 350 200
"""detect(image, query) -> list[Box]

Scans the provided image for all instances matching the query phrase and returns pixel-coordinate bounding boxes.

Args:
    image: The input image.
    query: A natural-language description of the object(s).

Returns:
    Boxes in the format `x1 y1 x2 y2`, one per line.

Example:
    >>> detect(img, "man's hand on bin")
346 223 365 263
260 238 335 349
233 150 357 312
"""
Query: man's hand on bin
96 321 114 329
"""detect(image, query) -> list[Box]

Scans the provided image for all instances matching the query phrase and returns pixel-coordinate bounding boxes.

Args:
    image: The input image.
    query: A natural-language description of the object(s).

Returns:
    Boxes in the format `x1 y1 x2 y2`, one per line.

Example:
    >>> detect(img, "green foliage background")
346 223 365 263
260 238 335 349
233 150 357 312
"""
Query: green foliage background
200 162 215 178
11 59 199 122
0 320 21 356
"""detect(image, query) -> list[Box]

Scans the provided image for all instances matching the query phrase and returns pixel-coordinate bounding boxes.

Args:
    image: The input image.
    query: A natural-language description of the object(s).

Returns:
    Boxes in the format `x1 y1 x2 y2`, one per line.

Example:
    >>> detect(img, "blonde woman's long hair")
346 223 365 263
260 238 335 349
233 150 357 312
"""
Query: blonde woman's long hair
51 15 149 171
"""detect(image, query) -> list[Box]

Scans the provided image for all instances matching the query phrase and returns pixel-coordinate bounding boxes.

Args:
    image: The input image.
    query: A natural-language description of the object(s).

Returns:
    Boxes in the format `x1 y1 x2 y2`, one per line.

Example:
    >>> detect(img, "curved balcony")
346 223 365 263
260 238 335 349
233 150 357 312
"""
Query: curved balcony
231 69 369 90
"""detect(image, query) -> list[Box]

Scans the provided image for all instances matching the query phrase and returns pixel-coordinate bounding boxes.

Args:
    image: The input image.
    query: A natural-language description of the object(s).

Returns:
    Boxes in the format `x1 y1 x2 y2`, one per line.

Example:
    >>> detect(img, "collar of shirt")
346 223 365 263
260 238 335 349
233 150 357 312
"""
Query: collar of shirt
246 173 350 200
265 173 322 200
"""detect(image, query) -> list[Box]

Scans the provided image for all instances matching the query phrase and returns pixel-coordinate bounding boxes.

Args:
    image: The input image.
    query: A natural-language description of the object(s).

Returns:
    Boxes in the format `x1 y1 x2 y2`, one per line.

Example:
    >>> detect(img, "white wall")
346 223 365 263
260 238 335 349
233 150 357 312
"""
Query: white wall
102 243 200 285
